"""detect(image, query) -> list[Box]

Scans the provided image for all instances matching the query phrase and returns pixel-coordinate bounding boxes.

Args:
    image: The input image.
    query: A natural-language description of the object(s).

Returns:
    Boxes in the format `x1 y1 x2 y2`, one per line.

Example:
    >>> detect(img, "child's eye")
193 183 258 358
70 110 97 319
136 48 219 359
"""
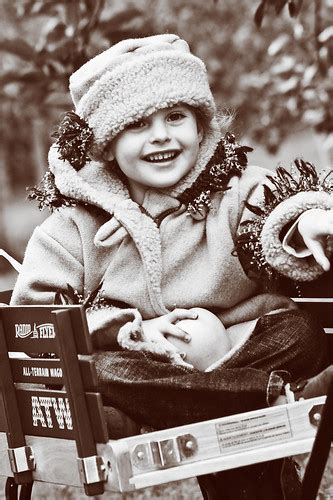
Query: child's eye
125 120 146 130
167 112 185 122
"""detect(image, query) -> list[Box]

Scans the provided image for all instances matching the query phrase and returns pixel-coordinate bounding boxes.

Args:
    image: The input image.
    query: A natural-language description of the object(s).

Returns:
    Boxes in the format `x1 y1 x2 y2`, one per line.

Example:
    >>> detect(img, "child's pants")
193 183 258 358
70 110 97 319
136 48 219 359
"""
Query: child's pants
94 309 329 499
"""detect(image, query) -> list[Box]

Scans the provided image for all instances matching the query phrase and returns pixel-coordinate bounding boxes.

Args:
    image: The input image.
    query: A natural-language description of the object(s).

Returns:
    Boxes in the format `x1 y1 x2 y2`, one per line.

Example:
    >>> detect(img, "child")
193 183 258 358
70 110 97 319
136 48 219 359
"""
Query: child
12 34 333 498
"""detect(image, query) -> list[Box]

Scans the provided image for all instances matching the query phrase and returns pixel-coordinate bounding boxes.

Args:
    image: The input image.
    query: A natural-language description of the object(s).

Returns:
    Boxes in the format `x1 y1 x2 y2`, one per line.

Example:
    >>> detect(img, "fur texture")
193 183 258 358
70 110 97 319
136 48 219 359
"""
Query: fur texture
70 34 216 159
261 191 333 281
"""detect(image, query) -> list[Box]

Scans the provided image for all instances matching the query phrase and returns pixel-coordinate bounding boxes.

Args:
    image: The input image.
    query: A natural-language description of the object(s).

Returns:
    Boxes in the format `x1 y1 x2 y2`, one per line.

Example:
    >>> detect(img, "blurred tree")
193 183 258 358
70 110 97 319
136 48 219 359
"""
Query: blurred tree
0 0 332 196
0 0 154 191
251 0 333 152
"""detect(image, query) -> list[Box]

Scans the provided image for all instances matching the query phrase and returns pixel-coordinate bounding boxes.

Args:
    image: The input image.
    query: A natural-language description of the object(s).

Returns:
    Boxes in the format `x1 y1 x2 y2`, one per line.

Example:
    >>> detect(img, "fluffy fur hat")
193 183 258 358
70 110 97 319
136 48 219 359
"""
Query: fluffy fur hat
69 33 217 158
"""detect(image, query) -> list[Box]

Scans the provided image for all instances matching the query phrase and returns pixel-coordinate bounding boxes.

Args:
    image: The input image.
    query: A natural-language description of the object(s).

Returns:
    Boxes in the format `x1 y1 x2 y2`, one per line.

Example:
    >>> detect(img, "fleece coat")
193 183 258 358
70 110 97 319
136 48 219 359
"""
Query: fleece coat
11 139 332 360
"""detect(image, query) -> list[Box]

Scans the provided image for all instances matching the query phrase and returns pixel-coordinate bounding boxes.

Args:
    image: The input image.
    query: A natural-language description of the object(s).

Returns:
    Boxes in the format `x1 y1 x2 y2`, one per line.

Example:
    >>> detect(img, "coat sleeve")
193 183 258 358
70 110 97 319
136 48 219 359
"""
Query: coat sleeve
9 210 186 362
10 211 144 350
235 160 333 283
10 216 84 305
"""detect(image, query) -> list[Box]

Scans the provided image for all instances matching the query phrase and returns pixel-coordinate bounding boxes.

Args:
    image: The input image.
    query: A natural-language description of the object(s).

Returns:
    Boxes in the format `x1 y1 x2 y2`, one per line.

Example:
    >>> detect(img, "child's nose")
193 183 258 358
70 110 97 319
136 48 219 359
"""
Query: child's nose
149 119 170 143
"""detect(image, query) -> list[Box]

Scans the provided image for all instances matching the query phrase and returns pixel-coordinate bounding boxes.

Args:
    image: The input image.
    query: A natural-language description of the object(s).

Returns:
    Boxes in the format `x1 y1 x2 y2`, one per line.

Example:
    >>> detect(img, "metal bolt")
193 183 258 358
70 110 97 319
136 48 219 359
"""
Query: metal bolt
137 451 145 460
185 440 194 450
313 412 321 422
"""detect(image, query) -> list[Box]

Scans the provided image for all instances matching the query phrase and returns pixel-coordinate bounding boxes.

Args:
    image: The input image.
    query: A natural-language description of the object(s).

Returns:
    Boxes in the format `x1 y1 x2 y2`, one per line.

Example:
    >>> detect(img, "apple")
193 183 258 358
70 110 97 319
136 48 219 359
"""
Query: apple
166 307 231 371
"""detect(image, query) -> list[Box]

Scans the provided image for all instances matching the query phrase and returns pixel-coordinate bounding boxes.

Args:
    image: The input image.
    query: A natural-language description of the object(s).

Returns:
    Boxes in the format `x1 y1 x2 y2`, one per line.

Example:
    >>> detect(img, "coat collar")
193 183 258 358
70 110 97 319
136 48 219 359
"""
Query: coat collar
30 127 252 222
28 129 253 317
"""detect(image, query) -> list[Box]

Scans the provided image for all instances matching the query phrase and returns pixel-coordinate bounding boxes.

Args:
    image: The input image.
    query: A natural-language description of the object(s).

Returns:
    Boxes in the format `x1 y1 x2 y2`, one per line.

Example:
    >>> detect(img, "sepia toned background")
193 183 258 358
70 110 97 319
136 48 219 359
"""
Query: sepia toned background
0 1 333 497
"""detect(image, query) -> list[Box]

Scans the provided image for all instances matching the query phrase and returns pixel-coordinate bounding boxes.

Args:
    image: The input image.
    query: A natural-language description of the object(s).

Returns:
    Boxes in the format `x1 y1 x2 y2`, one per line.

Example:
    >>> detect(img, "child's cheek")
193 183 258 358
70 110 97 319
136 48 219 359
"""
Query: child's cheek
166 308 231 371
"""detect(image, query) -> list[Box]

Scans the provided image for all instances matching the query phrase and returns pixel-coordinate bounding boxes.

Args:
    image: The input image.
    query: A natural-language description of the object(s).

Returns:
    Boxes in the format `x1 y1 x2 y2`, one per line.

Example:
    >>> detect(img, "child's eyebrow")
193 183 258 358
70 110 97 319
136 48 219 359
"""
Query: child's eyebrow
167 105 187 112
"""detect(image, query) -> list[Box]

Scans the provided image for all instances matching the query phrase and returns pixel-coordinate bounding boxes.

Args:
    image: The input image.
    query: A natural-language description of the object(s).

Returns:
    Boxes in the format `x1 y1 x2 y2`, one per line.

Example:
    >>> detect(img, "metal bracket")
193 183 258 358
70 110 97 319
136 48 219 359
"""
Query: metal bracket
309 404 323 427
8 446 35 474
132 433 198 471
77 455 108 485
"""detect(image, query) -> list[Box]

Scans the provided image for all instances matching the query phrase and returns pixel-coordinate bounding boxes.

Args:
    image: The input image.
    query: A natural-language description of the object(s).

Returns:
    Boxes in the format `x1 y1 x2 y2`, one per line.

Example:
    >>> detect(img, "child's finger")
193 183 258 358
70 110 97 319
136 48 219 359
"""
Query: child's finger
160 337 191 362
162 344 194 368
165 324 191 342
305 238 331 271
160 337 181 353
171 352 194 369
168 308 198 322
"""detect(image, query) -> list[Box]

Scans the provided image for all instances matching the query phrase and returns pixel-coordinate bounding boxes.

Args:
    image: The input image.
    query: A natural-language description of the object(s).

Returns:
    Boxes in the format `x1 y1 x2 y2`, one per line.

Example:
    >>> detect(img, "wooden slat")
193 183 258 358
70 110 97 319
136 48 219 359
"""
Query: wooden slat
0 434 317 493
0 433 120 491
0 389 107 442
0 305 91 355
0 290 12 304
11 358 63 385
0 318 33 484
53 309 107 495
108 396 326 491
0 393 7 432
11 389 108 442
129 438 316 491
0 307 58 354
292 298 333 327
17 388 73 439
68 306 93 355
0 398 327 493
10 357 97 389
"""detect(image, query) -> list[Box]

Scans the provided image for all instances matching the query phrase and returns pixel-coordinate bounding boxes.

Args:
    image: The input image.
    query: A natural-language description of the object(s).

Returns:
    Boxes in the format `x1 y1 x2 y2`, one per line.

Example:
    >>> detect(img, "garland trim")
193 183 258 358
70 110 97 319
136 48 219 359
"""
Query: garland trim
236 160 333 282
178 132 253 219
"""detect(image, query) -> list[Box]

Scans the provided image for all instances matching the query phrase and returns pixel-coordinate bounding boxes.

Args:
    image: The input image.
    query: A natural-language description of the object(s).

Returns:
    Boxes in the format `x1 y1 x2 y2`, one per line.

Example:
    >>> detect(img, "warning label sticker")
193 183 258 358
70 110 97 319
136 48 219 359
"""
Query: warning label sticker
216 408 292 454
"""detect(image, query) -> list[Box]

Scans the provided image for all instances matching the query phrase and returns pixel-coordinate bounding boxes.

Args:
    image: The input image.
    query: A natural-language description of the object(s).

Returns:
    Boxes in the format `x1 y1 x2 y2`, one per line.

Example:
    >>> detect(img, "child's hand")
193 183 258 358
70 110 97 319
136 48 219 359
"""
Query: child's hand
297 208 333 271
168 308 230 371
142 308 198 359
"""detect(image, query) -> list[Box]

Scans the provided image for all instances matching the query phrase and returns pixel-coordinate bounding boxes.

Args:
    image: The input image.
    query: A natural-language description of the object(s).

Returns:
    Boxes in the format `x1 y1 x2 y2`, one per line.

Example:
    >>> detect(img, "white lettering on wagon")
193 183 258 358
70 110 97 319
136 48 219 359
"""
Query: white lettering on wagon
22 366 62 378
15 323 55 339
31 396 73 430
50 368 62 377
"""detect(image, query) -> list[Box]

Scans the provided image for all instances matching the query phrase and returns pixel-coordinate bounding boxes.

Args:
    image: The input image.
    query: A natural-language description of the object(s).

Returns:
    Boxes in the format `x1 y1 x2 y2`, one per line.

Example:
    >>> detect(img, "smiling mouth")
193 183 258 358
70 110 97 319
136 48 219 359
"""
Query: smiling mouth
143 150 180 163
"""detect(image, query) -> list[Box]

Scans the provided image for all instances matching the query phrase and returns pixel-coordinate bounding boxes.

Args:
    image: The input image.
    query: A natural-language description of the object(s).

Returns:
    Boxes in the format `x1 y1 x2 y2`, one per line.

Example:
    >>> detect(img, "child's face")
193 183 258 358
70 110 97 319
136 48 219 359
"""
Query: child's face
109 104 203 200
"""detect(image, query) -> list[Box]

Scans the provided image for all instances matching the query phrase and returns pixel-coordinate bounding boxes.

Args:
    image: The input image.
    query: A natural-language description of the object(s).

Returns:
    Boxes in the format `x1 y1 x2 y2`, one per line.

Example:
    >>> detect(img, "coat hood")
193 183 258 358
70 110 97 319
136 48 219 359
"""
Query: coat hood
47 115 222 213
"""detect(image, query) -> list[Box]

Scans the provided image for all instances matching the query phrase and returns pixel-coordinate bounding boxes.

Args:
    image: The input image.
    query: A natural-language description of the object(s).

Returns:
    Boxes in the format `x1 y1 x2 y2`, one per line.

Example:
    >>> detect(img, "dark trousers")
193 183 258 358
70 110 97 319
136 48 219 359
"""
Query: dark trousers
95 309 329 499
197 457 301 500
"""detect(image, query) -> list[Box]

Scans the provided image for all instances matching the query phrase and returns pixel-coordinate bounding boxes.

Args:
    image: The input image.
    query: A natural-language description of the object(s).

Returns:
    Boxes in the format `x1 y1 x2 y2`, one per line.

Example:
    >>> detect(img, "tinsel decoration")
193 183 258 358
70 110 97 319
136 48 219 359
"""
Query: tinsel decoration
54 281 131 311
179 132 253 219
27 171 77 211
52 111 93 171
236 160 333 282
